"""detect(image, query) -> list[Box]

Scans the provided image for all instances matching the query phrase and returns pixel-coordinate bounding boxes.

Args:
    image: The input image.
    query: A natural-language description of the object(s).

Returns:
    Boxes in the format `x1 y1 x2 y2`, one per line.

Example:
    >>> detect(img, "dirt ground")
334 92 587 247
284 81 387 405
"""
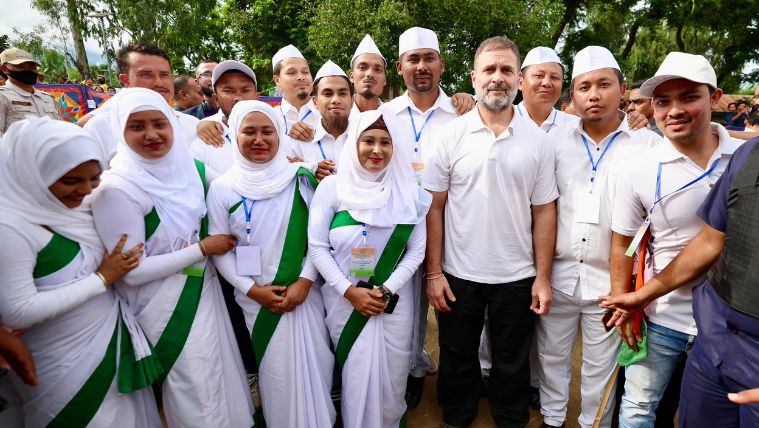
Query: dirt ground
407 307 584 428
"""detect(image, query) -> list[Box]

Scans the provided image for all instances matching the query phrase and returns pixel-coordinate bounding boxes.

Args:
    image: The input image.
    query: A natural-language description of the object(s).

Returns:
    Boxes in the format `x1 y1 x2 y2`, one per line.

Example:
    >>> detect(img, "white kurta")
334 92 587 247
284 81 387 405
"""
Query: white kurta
92 174 254 428
308 177 426 428
207 170 335 428
190 110 235 176
288 121 348 168
0 222 161 428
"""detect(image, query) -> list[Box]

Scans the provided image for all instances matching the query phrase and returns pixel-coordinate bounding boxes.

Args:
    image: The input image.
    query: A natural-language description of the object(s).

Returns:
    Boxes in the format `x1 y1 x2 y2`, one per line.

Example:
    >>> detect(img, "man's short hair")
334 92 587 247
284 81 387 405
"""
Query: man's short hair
173 75 195 95
312 75 353 97
473 36 520 69
630 80 646 91
116 43 171 75
273 61 283 76
559 88 572 107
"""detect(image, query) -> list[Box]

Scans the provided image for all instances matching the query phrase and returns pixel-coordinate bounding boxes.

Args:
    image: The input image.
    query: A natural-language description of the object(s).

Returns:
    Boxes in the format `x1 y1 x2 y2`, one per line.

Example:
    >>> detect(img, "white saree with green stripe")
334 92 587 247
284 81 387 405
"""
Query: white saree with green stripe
0 222 162 428
207 168 336 428
92 163 254 428
307 177 427 428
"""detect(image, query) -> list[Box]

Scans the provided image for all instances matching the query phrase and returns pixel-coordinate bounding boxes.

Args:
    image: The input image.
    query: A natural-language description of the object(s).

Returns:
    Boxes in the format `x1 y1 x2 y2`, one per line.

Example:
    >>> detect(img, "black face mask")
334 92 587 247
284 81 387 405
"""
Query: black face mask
9 69 39 85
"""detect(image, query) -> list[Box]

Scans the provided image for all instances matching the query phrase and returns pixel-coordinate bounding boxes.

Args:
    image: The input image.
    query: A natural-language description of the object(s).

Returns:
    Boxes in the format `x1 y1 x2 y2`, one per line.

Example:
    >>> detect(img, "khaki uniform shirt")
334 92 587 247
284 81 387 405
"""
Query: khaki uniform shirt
0 81 61 135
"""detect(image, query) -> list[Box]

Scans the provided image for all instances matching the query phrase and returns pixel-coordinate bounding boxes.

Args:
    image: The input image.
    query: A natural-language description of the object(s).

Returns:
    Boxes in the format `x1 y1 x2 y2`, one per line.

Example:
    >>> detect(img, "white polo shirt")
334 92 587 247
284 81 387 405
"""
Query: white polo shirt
190 110 233 175
278 98 321 135
551 117 661 300
380 88 457 164
289 120 348 167
612 123 742 335
423 107 558 284
516 101 577 133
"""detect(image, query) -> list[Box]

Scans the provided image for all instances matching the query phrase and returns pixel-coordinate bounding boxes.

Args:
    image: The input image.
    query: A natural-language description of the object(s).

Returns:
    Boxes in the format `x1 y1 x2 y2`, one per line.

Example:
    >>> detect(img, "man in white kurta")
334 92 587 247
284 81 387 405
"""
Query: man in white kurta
537 46 662 428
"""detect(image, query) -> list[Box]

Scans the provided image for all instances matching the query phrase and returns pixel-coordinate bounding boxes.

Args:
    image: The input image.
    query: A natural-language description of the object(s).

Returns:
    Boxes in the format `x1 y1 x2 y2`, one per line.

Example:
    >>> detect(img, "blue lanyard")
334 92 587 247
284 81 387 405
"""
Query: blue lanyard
580 131 622 183
517 104 524 116
317 140 327 160
649 158 720 216
280 106 313 135
241 198 256 244
225 133 231 144
361 223 367 246
407 107 435 154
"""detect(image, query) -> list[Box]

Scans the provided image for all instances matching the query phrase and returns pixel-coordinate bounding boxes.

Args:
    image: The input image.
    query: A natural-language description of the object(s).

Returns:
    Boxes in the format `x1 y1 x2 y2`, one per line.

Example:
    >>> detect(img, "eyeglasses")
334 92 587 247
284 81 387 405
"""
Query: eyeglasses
197 71 212 79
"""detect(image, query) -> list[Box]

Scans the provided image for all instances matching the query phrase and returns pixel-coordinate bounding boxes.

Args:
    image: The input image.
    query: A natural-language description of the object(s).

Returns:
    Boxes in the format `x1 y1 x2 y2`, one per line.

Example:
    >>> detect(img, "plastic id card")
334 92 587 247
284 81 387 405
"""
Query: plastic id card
236 246 262 276
350 247 376 278
625 218 651 257
575 188 601 224
412 162 425 186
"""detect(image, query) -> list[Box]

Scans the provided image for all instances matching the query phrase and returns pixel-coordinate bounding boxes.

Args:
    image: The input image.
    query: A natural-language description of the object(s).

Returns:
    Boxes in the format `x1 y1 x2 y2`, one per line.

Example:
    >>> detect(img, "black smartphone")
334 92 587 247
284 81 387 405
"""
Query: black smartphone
383 293 399 314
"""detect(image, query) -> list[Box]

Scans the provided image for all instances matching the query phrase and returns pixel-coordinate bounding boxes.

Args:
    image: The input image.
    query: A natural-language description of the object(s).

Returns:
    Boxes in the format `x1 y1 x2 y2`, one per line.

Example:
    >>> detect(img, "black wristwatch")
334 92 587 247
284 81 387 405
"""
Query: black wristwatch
378 285 393 302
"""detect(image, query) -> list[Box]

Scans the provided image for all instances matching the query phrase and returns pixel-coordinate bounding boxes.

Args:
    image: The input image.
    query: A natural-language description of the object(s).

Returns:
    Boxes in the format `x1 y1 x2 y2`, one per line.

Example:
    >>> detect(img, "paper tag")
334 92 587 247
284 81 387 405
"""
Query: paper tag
412 162 424 185
87 99 97 109
574 188 601 224
625 218 651 257
236 246 262 276
350 247 376 278
182 258 207 277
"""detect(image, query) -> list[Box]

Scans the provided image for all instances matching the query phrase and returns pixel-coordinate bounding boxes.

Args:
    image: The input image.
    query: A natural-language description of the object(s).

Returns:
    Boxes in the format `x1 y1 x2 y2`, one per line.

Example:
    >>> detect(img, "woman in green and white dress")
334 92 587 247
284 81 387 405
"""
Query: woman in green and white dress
308 111 431 428
0 118 162 427
91 88 254 427
207 100 335 427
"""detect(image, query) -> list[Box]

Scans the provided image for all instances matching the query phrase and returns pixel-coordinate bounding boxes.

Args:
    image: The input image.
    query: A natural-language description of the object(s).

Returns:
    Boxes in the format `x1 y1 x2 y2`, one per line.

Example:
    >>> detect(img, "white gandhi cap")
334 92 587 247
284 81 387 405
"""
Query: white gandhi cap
571 46 620 80
398 27 439 56
522 47 563 70
212 60 257 87
639 52 717 98
314 60 348 82
351 34 385 68
272 44 305 71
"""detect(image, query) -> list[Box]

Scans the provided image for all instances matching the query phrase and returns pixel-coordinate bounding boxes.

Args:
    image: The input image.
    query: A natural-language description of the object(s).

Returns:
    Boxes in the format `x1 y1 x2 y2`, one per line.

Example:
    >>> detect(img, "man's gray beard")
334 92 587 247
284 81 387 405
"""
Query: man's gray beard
476 88 515 113
324 115 349 135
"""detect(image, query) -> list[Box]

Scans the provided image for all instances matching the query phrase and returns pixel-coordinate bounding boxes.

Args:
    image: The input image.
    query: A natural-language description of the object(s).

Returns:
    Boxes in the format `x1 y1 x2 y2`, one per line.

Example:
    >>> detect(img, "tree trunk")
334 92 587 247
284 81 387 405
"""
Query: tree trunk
65 0 89 77
675 24 686 51
620 21 640 59
551 0 583 46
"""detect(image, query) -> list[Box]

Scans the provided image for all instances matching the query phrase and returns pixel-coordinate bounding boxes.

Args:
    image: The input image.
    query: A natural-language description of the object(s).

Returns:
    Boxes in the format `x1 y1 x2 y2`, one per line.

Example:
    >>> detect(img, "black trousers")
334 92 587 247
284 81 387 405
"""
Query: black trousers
437 273 535 428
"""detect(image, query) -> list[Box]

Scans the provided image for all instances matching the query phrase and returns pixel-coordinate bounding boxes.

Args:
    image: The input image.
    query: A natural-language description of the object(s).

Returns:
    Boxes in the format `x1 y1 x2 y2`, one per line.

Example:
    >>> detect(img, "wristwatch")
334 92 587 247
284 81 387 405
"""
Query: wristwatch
378 284 393 303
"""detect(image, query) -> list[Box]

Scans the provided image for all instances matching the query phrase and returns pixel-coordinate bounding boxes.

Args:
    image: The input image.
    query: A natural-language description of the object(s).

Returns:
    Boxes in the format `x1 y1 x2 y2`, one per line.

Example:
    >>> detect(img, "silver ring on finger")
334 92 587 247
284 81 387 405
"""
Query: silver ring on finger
122 253 129 260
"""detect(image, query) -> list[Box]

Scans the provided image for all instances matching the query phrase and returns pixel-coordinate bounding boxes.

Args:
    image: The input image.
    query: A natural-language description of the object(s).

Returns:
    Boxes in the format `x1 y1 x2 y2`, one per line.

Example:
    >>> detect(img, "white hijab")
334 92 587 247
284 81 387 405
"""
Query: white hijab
105 88 206 244
225 100 305 200
0 118 106 253
336 110 431 227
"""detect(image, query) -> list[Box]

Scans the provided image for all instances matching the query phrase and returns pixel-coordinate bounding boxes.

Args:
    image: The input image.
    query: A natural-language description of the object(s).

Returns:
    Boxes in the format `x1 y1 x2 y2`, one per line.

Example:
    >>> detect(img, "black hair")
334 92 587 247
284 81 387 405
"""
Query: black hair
116 43 171 75
312 75 353 97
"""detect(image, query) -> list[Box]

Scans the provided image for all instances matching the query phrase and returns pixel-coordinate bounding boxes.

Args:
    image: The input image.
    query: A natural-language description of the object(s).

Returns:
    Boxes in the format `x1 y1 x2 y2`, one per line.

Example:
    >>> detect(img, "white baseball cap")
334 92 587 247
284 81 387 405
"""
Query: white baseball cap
272 44 305 71
351 34 385 68
0 48 38 65
314 60 348 82
212 60 257 87
571 46 620 80
522 47 563 70
398 27 439 56
639 52 717 98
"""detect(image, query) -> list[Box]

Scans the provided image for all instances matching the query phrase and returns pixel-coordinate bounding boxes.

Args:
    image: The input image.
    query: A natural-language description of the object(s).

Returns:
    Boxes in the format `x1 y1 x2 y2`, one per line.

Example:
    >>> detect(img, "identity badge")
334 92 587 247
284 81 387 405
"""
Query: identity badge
349 247 376 278
575 187 601 224
236 246 262 276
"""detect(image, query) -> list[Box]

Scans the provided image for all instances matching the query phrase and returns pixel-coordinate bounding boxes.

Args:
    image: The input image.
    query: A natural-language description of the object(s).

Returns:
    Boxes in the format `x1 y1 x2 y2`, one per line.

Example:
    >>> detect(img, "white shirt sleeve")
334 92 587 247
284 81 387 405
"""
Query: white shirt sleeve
422 131 451 192
0 225 106 330
92 186 204 287
308 178 353 296
611 164 647 236
383 221 426 293
531 133 560 205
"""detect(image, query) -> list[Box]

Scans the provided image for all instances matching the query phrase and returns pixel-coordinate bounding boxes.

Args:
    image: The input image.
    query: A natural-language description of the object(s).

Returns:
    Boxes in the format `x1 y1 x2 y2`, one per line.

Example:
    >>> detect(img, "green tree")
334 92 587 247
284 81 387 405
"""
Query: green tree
11 26 69 82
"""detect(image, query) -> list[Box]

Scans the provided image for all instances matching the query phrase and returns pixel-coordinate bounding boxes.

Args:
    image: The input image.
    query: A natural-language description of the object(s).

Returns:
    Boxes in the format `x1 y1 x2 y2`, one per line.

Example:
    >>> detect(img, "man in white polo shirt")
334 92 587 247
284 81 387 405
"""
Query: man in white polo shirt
537 46 661 428
603 52 742 427
516 47 577 133
191 60 258 175
272 44 321 140
424 36 557 427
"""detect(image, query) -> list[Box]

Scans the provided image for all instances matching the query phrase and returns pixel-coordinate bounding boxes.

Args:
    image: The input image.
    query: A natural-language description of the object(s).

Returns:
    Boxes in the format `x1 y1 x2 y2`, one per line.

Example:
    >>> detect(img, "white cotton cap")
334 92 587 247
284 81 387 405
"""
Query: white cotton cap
212 60 257 87
398 27 439 56
272 44 305 71
571 46 620 80
314 60 348 81
639 52 717 98
522 47 563 70
351 34 385 68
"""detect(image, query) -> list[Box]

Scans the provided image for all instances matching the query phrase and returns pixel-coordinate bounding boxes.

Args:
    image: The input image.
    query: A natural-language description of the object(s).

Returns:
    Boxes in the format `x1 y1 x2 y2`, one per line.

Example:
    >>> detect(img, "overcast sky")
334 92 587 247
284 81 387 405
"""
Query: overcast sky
0 0 107 64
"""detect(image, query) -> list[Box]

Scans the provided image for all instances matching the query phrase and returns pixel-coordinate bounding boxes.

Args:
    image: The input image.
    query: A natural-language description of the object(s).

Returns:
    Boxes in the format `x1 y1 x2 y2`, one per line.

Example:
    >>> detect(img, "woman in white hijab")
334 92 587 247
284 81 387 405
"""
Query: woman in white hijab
91 88 254 428
0 118 162 427
308 110 431 428
207 100 335 427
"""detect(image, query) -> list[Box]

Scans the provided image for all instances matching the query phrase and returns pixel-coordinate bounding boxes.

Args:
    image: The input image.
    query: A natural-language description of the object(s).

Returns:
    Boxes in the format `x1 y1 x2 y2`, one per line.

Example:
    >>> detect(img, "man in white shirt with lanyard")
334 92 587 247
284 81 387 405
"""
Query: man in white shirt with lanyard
378 26 460 408
290 60 352 181
273 44 322 141
537 46 661 428
424 36 557 428
604 52 742 427
190 60 258 175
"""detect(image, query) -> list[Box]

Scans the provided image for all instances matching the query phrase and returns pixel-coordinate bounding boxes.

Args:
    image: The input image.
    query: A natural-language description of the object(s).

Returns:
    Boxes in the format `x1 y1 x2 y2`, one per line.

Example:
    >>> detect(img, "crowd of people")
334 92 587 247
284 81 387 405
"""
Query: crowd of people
0 26 758 428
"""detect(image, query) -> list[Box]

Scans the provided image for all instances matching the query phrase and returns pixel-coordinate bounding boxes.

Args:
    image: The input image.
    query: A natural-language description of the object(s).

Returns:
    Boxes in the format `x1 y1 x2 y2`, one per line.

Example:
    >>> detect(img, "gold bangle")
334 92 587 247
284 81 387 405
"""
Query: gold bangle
95 271 108 287
198 241 208 257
